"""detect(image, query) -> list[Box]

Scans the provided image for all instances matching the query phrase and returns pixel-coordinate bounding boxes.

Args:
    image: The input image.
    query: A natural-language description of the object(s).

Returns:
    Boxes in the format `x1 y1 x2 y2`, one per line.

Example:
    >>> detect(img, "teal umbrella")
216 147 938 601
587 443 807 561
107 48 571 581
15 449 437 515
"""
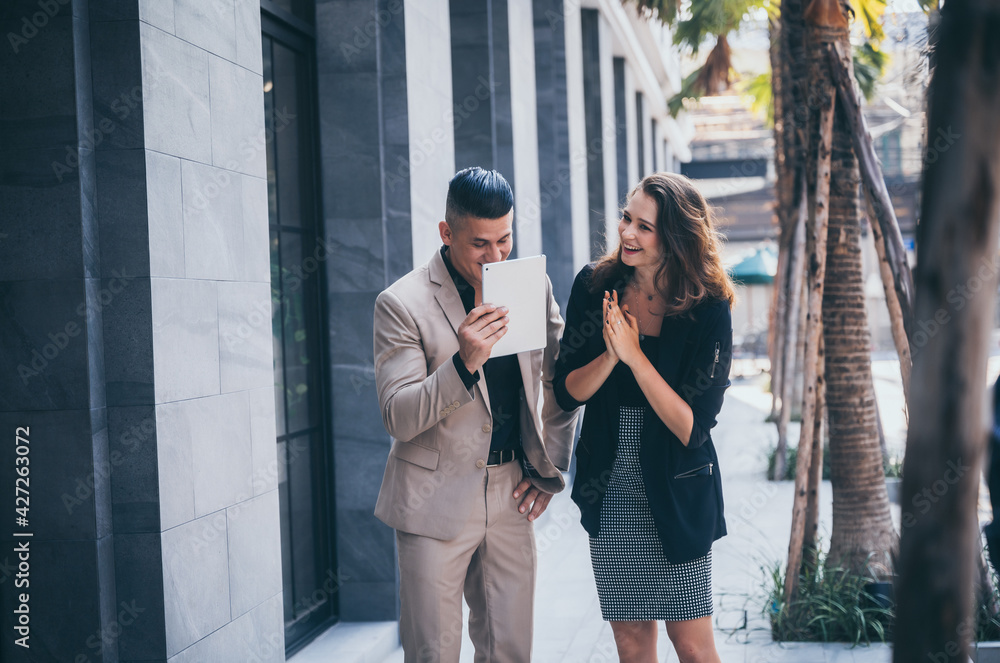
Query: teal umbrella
729 246 778 285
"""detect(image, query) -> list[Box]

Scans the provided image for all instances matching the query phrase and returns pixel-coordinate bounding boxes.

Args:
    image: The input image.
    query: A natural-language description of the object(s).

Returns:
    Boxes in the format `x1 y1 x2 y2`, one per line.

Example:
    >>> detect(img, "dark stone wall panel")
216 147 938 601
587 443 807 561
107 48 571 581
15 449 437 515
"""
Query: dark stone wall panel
613 57 627 205
0 279 92 411
0 538 114 663
100 276 154 407
581 9 605 261
114 532 168 660
316 0 411 622
335 501 396 582
0 15 78 152
328 290 378 366
636 91 645 179
107 404 160 533
0 409 98 539
89 19 145 151
533 0 573 308
95 148 151 278
0 146 86 282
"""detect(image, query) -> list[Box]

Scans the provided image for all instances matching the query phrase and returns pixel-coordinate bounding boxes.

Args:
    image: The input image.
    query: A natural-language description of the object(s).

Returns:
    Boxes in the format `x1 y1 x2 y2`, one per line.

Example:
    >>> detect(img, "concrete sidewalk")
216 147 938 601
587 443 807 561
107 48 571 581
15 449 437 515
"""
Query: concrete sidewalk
368 371 896 662
292 357 1000 662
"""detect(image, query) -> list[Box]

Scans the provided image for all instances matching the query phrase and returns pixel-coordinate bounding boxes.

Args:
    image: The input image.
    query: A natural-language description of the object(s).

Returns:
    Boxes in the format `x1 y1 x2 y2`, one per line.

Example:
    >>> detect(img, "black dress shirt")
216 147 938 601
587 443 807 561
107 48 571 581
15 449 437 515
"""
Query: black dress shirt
441 246 523 454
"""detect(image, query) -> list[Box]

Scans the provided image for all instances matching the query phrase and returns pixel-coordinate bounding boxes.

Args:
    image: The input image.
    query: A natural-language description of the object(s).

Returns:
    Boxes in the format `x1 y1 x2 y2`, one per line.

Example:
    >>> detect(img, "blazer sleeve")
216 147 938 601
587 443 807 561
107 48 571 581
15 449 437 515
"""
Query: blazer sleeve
553 265 603 412
539 275 581 472
682 301 734 449
373 288 475 442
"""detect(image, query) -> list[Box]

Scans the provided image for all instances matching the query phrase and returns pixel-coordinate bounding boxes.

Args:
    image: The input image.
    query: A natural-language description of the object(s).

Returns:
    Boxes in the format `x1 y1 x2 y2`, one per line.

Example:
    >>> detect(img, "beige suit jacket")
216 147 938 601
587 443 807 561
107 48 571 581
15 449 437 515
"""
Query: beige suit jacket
373 249 580 540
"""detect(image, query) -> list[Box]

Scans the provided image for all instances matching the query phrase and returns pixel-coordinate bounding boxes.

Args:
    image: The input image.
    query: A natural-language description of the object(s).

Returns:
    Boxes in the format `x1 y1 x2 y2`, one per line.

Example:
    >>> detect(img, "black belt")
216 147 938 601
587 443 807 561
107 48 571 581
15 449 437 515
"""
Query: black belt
486 448 523 467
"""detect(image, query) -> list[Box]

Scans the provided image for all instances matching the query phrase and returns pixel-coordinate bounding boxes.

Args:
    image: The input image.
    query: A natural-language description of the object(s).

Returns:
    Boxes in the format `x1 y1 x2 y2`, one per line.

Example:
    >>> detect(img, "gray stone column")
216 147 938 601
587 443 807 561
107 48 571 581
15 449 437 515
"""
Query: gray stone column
613 56 628 205
532 0 574 307
652 118 659 172
0 2 117 660
315 0 412 621
580 8 604 261
635 91 645 180
1 1 283 661
450 0 515 195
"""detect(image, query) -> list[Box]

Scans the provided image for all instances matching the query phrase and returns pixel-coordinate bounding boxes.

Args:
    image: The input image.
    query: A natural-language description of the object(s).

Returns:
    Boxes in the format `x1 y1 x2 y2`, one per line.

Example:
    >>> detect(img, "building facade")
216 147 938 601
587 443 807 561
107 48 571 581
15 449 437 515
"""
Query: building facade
0 0 689 659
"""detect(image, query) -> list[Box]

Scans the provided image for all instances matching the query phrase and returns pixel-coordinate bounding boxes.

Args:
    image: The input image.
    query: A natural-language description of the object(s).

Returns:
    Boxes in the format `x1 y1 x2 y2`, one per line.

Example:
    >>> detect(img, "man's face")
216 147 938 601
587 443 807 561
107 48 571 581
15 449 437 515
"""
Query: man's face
439 211 514 289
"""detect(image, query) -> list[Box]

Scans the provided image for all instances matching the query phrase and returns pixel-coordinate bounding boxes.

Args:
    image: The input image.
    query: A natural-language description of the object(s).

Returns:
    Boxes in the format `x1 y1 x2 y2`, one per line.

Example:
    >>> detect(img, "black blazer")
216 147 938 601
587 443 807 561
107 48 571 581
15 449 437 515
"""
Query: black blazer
553 264 732 564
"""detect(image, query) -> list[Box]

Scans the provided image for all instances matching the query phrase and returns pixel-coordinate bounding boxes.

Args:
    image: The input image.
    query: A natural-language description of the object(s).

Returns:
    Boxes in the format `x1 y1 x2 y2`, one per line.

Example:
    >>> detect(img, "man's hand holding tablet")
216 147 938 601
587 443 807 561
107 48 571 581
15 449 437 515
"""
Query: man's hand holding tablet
456 304 509 374
481 255 547 357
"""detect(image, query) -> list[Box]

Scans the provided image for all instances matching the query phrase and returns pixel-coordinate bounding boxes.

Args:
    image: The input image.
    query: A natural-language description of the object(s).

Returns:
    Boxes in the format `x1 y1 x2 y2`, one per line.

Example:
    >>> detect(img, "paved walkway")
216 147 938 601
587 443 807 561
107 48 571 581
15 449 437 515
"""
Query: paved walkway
377 366 908 662
298 357 999 662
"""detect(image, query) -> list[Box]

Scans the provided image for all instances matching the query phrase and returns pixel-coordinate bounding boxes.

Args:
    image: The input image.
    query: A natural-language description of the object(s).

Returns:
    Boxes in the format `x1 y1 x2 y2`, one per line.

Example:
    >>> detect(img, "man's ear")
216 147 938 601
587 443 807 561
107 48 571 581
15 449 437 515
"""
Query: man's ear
439 220 452 246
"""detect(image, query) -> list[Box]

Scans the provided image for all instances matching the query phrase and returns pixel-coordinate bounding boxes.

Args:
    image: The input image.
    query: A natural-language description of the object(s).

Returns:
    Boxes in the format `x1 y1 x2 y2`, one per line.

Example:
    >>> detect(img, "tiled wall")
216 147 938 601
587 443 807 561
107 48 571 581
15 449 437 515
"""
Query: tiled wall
0 0 283 660
562 0 590 277
532 0 574 308
315 0 412 622
613 57 629 206
581 8 606 261
0 2 119 660
450 0 515 187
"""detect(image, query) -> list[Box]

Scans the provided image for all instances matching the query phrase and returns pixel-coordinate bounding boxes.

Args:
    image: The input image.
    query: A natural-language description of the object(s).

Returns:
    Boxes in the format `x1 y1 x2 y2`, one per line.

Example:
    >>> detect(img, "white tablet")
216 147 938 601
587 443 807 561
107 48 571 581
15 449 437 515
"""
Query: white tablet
481 255 547 357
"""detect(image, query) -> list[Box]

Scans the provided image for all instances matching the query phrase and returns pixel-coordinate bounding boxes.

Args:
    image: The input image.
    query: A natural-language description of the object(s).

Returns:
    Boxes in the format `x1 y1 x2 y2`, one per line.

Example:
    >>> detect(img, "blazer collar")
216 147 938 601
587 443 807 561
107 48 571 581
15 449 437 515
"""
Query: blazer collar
430 249 468 337
429 249 496 414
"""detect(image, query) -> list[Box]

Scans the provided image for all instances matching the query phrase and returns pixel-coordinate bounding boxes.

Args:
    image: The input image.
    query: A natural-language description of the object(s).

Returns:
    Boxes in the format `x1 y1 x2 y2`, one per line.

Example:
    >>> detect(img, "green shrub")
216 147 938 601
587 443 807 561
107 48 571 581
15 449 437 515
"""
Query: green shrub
766 444 831 481
762 544 1000 644
766 445 903 481
883 454 904 479
976 548 1000 641
763 550 892 644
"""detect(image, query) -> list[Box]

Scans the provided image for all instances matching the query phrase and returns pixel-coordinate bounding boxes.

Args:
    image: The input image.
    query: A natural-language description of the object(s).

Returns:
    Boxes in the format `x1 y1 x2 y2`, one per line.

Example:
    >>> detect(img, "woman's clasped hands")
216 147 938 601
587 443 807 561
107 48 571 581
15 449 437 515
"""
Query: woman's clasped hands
603 290 644 369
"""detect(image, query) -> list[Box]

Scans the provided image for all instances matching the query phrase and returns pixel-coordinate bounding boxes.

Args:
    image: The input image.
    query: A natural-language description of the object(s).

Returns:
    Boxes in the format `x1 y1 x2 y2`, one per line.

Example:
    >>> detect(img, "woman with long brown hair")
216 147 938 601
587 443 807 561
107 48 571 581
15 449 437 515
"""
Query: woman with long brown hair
554 172 736 662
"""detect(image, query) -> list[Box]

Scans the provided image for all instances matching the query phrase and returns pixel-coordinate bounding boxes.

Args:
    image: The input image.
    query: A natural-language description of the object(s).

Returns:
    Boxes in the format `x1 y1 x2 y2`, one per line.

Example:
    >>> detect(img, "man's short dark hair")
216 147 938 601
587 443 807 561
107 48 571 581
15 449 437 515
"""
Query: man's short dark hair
445 167 514 228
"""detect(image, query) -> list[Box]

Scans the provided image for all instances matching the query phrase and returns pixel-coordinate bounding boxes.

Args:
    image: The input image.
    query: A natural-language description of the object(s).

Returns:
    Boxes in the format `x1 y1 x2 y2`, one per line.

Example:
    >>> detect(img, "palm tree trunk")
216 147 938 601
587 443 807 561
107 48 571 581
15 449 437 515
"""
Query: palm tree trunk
783 4 836 604
822 20 896 576
772 0 809 478
803 331 826 569
776 174 808 481
769 14 789 427
893 0 1000 658
866 197 912 409
826 42 914 409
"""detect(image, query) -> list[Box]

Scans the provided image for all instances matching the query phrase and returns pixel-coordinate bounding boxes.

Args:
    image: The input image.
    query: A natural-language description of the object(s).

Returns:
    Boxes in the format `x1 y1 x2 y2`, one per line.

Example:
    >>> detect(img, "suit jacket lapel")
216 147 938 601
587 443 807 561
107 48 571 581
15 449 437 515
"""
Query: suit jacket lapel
429 250 492 414
430 251 468 335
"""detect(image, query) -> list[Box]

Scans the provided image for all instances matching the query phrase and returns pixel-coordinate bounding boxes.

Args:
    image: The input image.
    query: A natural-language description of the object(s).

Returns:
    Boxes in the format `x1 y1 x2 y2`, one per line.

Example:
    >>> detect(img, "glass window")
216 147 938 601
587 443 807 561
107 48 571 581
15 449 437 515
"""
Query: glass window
270 0 314 24
262 7 337 653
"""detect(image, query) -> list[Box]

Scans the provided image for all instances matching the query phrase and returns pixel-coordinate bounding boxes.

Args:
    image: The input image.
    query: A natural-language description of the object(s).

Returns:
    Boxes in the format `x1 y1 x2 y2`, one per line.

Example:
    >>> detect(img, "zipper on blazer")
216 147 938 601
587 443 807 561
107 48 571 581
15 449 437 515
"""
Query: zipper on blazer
675 462 713 479
709 341 720 378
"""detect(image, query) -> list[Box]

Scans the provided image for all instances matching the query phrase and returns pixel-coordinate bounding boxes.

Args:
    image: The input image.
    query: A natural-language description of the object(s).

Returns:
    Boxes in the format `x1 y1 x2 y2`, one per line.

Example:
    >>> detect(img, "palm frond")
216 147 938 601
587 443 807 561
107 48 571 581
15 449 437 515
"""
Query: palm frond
738 71 773 126
853 40 890 101
630 0 682 24
668 68 703 117
666 34 737 116
850 0 887 42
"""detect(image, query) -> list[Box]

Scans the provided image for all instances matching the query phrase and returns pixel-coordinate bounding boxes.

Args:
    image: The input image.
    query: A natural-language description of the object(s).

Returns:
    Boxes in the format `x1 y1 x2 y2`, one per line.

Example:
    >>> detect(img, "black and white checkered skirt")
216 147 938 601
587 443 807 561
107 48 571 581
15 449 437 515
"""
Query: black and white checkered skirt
588 406 714 622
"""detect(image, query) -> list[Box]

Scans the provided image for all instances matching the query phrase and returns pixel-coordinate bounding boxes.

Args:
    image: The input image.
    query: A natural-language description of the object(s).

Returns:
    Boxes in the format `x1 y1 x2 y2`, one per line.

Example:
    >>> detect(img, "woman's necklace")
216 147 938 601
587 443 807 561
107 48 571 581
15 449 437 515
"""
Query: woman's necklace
626 281 665 340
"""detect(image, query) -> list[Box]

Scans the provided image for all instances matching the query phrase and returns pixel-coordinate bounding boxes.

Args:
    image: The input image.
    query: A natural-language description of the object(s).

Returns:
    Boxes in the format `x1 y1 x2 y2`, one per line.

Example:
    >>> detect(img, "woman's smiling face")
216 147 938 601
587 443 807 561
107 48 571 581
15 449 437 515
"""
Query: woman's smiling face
618 190 663 270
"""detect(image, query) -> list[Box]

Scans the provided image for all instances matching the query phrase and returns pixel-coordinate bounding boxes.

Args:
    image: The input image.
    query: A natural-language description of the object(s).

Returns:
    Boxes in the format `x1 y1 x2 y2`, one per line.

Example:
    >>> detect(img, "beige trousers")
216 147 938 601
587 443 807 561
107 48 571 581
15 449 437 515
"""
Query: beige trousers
395 461 537 663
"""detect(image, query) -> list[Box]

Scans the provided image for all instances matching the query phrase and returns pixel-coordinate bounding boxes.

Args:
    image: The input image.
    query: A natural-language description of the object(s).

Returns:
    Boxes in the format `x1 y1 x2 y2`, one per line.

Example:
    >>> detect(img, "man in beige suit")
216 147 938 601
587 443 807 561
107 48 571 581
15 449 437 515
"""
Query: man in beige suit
374 167 579 662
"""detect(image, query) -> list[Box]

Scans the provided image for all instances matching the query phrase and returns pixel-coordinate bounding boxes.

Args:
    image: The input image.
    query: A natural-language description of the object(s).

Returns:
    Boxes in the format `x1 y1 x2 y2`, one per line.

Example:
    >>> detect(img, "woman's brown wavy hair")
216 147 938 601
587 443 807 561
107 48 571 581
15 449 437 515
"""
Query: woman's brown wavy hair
590 172 736 315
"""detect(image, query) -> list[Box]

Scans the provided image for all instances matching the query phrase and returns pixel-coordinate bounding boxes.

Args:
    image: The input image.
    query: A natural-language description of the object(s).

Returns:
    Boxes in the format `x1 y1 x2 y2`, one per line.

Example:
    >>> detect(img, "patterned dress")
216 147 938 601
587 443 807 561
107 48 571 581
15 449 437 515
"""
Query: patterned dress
588 336 714 621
